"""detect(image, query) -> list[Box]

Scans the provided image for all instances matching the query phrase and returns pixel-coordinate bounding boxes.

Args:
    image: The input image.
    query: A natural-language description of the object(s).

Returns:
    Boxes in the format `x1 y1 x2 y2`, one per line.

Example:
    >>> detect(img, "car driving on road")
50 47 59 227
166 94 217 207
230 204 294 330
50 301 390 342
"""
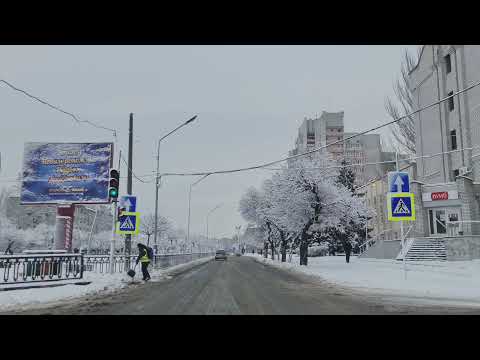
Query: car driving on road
215 250 227 261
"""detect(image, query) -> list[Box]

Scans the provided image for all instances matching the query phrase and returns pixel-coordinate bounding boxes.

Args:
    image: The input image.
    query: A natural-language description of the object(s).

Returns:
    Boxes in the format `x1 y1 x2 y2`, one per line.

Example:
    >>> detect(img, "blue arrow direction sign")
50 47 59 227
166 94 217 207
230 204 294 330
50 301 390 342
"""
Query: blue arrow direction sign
387 193 415 221
388 172 410 193
116 211 140 235
120 196 137 212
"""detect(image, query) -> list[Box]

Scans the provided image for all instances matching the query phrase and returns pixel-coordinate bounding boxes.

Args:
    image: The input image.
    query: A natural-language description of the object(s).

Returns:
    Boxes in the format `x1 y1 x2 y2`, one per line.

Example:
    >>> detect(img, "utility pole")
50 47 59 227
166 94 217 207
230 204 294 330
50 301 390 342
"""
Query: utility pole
110 150 121 274
125 113 133 269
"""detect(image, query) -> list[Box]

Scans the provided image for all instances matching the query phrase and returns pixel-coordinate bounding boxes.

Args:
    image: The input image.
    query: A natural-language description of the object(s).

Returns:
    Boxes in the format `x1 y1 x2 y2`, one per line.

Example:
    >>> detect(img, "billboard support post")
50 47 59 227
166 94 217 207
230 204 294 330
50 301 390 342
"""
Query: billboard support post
54 216 67 250
54 204 75 251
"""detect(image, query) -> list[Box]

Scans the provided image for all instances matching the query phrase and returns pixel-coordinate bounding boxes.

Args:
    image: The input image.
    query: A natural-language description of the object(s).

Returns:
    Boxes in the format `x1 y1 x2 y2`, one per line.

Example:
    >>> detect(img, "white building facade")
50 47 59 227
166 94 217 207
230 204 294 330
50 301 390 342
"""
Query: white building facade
402 45 480 260
408 45 480 259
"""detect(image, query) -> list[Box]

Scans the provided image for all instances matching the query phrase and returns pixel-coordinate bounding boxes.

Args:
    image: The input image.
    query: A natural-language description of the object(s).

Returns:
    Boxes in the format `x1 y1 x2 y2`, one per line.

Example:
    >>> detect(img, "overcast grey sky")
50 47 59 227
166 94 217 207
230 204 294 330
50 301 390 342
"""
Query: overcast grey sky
0 45 418 239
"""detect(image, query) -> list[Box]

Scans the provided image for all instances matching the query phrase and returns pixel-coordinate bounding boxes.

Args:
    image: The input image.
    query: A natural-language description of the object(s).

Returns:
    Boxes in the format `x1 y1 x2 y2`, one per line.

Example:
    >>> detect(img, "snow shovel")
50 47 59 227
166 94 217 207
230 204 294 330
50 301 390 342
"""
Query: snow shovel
127 263 138 278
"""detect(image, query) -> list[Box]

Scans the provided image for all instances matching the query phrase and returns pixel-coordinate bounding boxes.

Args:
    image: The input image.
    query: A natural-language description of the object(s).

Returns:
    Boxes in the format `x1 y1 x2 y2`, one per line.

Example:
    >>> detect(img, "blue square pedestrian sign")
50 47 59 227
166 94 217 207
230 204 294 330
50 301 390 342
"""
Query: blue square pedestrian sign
387 193 415 222
388 171 410 193
116 211 140 235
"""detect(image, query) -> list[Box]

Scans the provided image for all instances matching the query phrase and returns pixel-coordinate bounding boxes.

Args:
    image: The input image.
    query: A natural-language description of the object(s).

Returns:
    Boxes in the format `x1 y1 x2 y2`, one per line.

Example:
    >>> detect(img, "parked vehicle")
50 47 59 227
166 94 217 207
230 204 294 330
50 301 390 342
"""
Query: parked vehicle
215 250 227 261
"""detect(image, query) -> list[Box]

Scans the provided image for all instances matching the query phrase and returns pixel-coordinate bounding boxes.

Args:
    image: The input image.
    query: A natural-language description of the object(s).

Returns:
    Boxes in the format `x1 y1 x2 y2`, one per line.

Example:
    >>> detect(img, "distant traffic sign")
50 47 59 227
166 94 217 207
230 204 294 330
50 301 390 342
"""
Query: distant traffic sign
116 211 140 235
388 171 410 193
387 193 415 221
120 196 137 212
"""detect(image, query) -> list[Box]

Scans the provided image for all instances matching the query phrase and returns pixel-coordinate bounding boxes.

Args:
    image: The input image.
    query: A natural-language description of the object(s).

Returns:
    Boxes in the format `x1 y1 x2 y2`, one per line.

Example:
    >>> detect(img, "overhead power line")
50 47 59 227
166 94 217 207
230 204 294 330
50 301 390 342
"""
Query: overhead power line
160 143 480 178
0 79 118 137
264 144 480 172
119 151 154 184
2 136 476 187
158 80 480 177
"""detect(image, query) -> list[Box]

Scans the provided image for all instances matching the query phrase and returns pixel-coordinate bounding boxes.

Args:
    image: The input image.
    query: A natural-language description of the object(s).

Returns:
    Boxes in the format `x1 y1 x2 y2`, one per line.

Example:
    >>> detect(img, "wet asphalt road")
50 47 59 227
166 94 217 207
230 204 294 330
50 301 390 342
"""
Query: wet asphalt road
5 256 480 315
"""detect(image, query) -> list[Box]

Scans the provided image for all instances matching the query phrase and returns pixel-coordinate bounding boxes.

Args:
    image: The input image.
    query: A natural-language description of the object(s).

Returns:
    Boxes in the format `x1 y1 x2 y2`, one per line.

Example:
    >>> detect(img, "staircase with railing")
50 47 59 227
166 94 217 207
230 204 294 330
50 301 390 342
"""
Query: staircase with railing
401 238 447 261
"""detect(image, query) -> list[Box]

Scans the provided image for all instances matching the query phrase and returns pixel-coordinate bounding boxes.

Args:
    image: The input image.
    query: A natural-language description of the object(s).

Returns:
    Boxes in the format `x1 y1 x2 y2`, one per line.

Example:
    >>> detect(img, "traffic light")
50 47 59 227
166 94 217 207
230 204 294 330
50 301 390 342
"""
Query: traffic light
109 169 120 200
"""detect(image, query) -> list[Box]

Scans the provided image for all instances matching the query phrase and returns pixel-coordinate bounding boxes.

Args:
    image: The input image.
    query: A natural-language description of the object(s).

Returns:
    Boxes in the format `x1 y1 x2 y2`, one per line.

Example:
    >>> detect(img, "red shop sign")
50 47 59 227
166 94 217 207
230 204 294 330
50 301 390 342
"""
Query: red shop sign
431 191 449 201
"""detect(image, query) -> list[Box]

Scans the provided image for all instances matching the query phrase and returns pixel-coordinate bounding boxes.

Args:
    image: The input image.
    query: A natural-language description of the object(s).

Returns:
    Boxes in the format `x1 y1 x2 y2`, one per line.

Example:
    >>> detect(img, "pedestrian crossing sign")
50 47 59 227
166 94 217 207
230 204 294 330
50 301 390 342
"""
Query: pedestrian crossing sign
116 211 140 235
387 193 415 222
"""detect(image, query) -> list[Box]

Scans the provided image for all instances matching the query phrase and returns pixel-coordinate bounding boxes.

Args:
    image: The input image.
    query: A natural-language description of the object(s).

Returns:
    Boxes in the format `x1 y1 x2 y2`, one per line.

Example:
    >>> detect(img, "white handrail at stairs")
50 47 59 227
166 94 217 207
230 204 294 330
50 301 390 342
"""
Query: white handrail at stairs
396 224 415 260
358 229 392 255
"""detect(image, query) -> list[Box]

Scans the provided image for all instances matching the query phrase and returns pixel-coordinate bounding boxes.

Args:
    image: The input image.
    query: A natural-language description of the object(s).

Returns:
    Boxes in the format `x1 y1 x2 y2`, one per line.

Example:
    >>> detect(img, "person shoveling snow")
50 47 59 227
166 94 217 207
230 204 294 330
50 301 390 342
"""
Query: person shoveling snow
135 243 152 281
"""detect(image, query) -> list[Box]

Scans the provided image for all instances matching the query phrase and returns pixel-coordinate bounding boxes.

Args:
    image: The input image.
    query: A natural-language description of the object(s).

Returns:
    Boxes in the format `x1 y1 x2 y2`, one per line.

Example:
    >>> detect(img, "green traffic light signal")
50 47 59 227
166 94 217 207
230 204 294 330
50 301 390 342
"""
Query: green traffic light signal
109 168 120 200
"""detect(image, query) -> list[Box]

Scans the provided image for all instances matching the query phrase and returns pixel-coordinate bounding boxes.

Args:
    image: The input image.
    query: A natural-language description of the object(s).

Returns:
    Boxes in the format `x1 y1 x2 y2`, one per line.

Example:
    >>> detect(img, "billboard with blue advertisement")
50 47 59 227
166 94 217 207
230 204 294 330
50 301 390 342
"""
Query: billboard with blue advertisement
21 142 114 204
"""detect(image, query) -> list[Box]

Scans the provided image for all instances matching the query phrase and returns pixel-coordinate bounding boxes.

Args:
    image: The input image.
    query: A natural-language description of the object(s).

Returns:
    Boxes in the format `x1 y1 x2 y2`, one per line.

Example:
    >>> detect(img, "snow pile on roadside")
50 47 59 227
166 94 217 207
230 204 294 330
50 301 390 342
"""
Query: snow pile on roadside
247 254 480 306
0 256 213 312
0 272 130 312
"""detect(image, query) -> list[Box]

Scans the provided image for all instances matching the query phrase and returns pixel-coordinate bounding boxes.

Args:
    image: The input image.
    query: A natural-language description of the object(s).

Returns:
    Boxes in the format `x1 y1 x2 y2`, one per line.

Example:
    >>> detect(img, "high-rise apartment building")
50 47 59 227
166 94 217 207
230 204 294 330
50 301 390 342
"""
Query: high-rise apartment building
290 111 386 186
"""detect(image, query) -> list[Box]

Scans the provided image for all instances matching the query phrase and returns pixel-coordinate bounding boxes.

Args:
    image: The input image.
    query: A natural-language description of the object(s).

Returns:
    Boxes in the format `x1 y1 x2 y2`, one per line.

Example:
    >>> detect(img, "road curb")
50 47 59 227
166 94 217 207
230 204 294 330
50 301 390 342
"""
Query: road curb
0 280 92 292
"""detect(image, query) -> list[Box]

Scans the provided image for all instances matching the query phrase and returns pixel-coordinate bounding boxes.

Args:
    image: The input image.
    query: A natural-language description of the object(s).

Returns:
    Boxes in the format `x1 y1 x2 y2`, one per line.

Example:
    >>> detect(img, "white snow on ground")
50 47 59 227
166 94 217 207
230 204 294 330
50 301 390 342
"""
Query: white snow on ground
0 256 213 312
247 254 480 307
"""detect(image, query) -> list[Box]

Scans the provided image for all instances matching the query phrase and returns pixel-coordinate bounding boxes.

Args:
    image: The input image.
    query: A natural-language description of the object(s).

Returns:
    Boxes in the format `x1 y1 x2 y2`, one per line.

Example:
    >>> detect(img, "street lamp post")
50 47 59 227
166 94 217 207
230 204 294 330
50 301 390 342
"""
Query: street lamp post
154 115 197 251
187 174 210 252
206 203 223 249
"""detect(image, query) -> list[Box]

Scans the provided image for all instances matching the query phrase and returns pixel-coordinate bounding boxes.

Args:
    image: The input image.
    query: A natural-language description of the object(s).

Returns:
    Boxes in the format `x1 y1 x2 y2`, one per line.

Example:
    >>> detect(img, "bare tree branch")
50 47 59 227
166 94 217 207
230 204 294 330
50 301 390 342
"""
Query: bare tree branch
385 48 419 155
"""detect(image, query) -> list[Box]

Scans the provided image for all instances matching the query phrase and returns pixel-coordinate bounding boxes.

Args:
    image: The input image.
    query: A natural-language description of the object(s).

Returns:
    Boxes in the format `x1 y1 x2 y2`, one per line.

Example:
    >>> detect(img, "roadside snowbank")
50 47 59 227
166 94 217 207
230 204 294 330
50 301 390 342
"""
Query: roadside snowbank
247 254 480 307
0 256 213 312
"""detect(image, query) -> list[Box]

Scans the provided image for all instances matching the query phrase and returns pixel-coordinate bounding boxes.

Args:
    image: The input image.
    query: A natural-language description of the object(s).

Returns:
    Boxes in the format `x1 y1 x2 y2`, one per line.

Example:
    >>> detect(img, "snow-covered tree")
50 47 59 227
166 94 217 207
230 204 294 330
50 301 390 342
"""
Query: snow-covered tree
337 160 356 193
239 154 372 266
261 175 292 262
263 155 344 265
239 186 269 258
323 184 373 260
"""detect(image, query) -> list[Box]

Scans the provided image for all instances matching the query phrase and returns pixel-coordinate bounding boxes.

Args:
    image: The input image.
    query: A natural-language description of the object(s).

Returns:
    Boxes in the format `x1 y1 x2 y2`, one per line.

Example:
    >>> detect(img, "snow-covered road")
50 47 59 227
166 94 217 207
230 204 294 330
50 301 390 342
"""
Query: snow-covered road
6 256 480 315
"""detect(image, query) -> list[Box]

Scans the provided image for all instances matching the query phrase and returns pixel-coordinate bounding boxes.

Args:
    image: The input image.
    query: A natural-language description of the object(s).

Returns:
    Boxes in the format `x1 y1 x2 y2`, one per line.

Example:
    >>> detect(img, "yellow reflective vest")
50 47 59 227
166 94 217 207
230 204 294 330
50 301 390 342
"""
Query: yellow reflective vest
140 249 150 263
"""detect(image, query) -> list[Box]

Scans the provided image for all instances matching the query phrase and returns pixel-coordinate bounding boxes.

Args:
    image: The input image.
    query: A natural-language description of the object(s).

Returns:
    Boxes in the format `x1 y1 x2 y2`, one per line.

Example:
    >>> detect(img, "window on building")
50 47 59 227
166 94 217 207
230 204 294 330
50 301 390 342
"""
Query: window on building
450 129 457 150
445 54 452 74
453 169 460 178
448 91 454 111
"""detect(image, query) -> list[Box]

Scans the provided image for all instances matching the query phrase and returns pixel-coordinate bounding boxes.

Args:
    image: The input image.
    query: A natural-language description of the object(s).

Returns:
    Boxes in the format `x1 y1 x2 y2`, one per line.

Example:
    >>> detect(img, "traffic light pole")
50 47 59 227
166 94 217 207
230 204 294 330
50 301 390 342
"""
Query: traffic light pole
110 200 117 274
